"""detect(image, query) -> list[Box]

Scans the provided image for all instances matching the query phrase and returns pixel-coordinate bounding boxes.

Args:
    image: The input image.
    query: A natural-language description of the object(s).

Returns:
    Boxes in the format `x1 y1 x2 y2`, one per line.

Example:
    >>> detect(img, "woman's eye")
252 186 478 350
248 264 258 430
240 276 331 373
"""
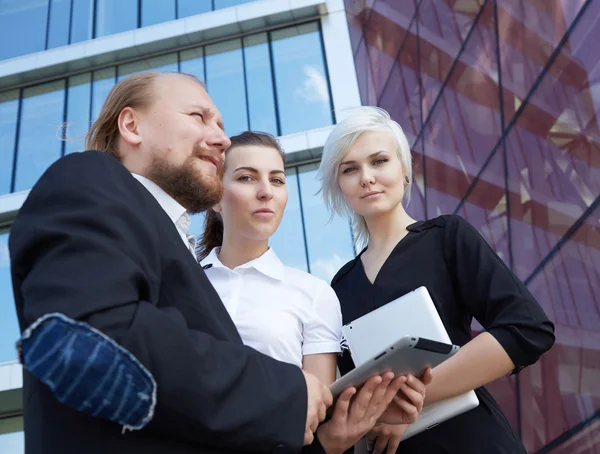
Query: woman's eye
272 178 286 185
374 158 388 165
238 175 252 182
342 167 356 174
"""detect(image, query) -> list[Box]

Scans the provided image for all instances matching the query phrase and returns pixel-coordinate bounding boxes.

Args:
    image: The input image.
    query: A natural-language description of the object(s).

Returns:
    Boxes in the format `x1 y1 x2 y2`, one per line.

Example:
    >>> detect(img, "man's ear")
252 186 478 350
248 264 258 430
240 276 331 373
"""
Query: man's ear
117 107 142 146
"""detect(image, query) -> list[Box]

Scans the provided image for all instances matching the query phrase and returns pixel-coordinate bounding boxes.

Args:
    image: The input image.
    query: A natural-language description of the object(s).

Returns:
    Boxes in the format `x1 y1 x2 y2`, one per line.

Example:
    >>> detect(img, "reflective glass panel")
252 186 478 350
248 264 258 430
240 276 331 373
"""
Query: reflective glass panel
95 0 138 37
243 33 277 136
180 48 206 83
0 91 19 194
65 73 92 155
297 163 354 283
271 23 334 135
0 229 19 363
176 0 211 18
141 0 175 27
14 81 66 192
0 0 49 60
70 0 94 44
117 54 178 81
47 0 71 49
91 68 116 123
205 39 248 137
270 168 308 272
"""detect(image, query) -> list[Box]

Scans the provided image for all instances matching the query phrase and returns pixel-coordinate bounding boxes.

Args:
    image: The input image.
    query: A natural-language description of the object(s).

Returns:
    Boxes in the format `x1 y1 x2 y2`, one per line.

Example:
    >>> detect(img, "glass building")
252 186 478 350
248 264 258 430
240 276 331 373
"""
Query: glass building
0 0 597 452
345 0 600 452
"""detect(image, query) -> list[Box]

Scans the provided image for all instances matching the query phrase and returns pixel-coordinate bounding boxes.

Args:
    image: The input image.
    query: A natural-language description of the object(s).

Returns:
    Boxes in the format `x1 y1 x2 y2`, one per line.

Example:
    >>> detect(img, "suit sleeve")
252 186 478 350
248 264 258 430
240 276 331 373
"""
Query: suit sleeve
443 215 555 373
9 152 307 453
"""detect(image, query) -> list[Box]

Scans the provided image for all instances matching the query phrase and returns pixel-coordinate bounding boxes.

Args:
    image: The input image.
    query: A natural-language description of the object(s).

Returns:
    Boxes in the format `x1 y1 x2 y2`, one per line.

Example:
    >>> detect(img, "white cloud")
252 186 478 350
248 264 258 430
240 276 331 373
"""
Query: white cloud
294 65 330 105
311 253 347 283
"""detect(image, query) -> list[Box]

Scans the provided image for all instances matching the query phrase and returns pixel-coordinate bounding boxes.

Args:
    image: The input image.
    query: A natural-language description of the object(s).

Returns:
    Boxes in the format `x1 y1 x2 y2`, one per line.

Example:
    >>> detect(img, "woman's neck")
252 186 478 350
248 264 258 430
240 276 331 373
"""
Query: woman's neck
218 231 270 270
364 204 416 254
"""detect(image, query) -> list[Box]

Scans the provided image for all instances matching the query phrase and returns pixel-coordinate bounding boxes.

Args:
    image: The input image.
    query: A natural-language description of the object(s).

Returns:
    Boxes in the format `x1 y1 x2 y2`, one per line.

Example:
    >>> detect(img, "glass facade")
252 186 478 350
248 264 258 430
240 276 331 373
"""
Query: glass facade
0 0 256 61
345 0 600 452
0 21 333 196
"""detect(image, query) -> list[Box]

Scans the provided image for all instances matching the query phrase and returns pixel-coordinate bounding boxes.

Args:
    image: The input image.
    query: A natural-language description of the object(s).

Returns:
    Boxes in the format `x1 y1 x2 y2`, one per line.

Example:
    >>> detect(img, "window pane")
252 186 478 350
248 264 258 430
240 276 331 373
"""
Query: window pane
243 33 277 136
0 230 19 363
214 0 255 8
0 0 49 60
95 0 138 37
180 48 206 83
298 164 354 283
0 91 19 194
91 68 116 123
47 0 71 49
65 73 92 155
70 0 94 44
14 81 65 192
270 168 308 272
141 0 175 27
117 54 178 81
205 39 248 137
176 0 211 18
271 23 333 135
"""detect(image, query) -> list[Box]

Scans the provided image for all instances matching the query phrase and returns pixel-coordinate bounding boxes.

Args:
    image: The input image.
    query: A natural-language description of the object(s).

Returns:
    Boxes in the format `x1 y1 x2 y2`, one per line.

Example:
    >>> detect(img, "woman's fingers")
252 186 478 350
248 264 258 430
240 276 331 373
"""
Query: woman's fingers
350 375 383 420
398 381 425 412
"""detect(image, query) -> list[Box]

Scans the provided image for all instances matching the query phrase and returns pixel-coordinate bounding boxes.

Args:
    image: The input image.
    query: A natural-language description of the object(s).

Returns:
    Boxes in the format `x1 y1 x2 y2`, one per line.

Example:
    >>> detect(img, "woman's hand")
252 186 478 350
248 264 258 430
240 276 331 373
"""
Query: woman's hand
366 423 407 454
379 368 432 425
317 372 405 454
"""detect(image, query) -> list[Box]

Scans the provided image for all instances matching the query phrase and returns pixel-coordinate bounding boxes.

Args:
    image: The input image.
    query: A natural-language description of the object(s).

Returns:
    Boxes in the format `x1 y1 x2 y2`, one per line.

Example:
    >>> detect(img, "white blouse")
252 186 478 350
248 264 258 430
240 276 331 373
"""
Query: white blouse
201 247 342 368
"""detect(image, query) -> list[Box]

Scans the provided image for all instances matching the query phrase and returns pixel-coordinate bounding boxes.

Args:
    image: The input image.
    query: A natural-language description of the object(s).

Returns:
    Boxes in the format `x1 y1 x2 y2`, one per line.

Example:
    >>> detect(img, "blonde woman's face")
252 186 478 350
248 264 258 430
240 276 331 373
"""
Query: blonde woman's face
337 131 406 218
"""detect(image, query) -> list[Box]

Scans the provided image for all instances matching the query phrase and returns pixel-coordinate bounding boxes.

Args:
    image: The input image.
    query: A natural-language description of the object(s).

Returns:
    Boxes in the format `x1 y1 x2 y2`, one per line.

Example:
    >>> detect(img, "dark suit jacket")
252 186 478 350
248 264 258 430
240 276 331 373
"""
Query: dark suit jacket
9 150 309 454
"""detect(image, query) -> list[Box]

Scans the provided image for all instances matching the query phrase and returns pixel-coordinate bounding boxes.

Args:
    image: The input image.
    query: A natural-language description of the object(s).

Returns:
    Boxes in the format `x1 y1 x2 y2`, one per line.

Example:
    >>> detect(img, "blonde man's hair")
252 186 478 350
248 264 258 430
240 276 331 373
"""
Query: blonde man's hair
317 106 412 250
85 71 203 160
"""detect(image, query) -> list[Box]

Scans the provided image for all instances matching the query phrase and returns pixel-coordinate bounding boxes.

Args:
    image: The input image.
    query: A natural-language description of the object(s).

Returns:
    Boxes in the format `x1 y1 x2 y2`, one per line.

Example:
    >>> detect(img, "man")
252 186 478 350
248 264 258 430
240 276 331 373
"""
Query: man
9 72 334 454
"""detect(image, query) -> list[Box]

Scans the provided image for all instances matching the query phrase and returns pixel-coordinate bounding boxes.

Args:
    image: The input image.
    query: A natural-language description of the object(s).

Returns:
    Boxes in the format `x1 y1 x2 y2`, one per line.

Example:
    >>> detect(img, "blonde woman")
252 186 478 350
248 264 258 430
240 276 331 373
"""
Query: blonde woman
317 107 555 454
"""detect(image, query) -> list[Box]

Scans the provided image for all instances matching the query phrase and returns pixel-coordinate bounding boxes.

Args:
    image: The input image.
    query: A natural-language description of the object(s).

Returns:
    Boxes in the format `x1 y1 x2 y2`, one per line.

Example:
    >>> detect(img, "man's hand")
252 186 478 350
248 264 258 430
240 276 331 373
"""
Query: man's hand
379 368 432 425
303 371 333 445
366 423 407 454
316 372 405 454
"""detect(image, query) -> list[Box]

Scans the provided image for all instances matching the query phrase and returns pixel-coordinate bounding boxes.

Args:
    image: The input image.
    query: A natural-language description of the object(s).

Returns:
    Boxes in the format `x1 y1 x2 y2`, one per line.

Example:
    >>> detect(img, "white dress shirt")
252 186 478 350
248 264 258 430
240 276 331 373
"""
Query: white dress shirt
131 173 195 255
201 247 342 368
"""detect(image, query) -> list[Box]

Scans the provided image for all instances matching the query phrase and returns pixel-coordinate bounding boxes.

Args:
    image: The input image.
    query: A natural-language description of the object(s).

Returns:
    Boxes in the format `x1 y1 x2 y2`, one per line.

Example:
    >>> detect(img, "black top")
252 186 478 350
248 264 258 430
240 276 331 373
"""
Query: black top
10 151 310 454
331 215 555 454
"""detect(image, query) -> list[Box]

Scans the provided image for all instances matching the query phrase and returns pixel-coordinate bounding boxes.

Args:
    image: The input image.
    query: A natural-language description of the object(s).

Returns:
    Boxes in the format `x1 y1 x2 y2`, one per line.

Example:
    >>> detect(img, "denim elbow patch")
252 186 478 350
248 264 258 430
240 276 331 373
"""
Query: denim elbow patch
16 313 156 432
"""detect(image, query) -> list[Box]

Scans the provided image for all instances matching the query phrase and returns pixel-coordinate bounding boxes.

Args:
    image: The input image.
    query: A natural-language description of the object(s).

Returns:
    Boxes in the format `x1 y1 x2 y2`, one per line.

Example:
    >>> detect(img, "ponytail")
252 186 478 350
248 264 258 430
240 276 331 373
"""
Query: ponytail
197 210 224 261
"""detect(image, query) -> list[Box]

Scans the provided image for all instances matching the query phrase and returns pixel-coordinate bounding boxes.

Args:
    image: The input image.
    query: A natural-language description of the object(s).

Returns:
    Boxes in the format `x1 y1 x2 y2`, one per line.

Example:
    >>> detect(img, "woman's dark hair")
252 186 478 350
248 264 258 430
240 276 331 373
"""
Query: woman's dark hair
196 131 286 261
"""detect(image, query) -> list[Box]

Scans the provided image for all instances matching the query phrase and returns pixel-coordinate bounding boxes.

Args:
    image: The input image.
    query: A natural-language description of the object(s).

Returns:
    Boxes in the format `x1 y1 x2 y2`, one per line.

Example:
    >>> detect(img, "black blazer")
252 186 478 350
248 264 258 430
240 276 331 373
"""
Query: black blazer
9 151 309 454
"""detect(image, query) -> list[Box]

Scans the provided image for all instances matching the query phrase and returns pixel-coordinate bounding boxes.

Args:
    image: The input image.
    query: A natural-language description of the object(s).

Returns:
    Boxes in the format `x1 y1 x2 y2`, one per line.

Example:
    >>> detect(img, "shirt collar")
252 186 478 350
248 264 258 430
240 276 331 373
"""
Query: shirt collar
131 173 188 229
201 247 285 281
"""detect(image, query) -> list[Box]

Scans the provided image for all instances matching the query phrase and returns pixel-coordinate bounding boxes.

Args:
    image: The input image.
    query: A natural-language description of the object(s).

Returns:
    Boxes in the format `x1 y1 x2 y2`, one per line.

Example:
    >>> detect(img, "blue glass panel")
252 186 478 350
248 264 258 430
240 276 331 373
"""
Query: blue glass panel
0 230 20 363
297 164 354 283
70 0 94 43
271 22 333 135
141 0 175 27
117 54 178 81
95 0 138 37
91 68 116 123
243 33 277 136
176 0 211 18
205 39 248 137
47 0 71 49
214 0 255 8
189 211 207 241
270 168 308 272
180 48 206 83
65 73 92 155
14 81 66 192
0 91 19 195
0 0 49 60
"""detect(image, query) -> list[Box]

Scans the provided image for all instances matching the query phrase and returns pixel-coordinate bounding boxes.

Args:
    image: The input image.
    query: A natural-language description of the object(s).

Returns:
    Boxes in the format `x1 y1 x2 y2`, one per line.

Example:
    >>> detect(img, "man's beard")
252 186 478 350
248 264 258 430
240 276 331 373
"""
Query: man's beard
146 152 223 214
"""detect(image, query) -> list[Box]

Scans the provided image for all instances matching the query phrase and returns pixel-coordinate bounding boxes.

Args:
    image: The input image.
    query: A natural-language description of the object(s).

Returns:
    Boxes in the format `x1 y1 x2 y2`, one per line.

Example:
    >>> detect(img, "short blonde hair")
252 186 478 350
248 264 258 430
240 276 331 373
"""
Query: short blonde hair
317 106 412 249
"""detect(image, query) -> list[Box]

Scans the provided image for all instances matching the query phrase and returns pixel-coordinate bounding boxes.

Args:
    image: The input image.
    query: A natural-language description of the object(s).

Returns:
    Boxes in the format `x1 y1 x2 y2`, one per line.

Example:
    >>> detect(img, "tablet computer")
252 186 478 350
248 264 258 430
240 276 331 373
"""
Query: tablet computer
329 335 459 398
